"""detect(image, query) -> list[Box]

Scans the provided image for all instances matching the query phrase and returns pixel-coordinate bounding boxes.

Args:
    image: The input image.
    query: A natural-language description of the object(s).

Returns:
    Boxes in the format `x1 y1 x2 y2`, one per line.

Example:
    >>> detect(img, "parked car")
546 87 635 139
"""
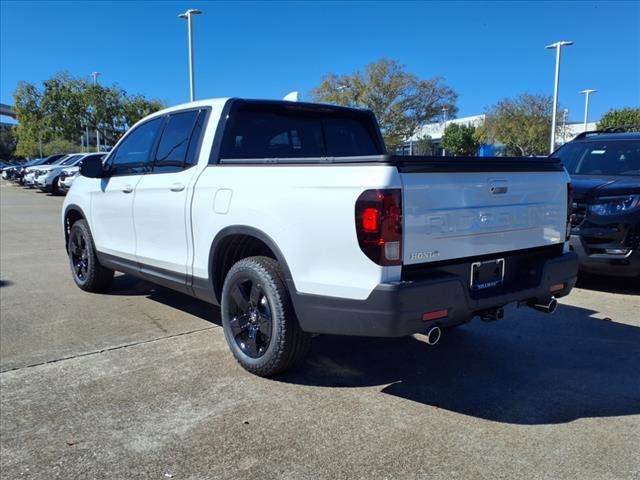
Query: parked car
9 158 42 182
2 162 18 179
553 129 639 277
18 154 66 185
58 167 80 193
3 160 29 181
63 98 577 376
35 153 105 195
25 154 76 187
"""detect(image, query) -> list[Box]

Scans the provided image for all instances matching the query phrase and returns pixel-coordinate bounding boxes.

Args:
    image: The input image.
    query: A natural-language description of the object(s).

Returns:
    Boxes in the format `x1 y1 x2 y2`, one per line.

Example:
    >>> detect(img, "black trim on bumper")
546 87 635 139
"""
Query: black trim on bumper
290 252 578 337
570 235 640 277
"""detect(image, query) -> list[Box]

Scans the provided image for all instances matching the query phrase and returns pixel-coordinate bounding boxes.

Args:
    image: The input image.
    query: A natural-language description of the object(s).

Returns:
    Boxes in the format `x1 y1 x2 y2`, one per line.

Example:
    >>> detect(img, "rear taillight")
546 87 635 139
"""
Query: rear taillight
566 182 572 240
355 189 402 266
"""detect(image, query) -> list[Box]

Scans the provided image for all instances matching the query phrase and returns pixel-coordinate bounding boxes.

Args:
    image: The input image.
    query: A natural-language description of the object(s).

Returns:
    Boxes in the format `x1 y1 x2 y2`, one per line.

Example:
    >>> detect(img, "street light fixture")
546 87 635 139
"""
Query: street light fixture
545 40 573 153
580 89 596 131
178 8 203 102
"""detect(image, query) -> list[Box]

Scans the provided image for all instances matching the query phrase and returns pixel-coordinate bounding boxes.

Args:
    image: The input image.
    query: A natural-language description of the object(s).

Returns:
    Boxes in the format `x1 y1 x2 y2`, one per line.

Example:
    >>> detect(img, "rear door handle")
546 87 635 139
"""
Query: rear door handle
170 183 185 192
122 185 133 194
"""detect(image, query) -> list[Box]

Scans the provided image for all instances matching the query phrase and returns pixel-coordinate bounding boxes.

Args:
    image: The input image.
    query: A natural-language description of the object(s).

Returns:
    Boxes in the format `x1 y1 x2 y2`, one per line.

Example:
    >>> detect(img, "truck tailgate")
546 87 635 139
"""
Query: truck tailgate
399 159 567 265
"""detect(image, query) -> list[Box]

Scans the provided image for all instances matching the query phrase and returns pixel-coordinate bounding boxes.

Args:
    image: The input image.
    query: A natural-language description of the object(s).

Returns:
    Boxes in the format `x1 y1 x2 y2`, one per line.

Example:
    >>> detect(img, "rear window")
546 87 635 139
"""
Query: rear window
554 139 640 176
219 102 382 160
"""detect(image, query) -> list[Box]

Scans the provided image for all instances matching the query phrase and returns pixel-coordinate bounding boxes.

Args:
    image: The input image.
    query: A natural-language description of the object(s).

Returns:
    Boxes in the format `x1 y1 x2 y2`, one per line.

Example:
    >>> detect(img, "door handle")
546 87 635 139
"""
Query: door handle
122 185 133 194
170 183 185 192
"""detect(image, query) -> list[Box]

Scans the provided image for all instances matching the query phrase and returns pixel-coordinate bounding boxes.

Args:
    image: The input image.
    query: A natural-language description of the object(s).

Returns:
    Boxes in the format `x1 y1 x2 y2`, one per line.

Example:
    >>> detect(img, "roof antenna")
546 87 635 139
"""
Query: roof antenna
283 91 299 102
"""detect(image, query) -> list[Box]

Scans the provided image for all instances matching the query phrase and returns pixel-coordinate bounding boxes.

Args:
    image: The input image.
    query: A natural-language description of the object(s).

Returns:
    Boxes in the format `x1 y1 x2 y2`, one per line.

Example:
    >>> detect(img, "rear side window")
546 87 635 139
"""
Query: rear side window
219 103 382 160
154 110 200 173
324 117 379 157
109 117 163 175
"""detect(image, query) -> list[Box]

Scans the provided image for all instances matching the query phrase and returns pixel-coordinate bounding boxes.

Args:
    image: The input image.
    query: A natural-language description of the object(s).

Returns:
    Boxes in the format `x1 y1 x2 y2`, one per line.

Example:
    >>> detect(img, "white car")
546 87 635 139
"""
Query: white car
63 98 578 376
58 166 80 193
36 153 104 195
24 155 73 187
23 170 38 187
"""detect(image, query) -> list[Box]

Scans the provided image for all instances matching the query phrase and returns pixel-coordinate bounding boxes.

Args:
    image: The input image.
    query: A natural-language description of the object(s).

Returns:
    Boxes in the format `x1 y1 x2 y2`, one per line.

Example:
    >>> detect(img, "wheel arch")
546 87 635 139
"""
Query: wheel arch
63 204 88 251
208 226 295 304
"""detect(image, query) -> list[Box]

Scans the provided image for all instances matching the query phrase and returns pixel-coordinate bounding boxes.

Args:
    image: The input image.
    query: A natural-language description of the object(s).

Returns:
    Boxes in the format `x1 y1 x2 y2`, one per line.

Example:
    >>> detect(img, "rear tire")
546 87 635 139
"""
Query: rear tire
221 256 310 376
68 219 114 292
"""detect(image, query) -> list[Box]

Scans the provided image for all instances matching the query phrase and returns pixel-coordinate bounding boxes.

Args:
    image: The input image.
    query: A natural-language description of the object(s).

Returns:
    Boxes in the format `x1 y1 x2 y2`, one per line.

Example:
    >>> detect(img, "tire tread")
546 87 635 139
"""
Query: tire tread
69 219 114 293
222 256 310 376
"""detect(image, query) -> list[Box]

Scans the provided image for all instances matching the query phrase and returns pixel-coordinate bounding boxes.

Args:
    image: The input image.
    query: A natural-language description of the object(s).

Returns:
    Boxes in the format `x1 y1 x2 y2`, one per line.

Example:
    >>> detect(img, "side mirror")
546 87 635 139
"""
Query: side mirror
79 157 105 178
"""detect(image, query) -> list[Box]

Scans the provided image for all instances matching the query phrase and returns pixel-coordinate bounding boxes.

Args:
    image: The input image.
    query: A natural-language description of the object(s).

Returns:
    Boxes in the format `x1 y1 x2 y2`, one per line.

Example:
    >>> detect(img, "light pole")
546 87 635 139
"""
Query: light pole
179 9 203 102
580 89 596 131
90 71 101 152
545 40 573 153
441 106 448 156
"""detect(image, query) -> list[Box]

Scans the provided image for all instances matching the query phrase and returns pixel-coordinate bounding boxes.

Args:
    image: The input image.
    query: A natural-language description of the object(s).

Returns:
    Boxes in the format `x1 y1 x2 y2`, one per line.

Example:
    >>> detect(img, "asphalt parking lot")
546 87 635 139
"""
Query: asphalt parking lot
1 181 639 480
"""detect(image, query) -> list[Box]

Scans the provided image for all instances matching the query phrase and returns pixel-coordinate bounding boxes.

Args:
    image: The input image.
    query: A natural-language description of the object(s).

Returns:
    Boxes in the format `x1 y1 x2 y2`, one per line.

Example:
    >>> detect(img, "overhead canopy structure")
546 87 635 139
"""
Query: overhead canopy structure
0 103 16 119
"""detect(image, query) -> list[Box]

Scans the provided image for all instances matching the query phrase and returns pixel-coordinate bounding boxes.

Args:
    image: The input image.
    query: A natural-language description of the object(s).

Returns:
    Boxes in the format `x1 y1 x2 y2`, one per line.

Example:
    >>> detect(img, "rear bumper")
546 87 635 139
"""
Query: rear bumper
570 235 640 277
291 251 578 337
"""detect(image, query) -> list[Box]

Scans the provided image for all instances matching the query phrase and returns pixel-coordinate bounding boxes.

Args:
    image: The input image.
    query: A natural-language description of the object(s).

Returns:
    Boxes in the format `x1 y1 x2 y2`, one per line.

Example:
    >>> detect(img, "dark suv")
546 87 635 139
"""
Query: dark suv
553 129 639 277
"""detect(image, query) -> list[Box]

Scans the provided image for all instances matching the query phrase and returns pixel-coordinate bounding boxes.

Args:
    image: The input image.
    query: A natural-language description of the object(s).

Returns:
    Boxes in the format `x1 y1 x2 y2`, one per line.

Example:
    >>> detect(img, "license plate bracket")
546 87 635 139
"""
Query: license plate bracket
470 258 505 290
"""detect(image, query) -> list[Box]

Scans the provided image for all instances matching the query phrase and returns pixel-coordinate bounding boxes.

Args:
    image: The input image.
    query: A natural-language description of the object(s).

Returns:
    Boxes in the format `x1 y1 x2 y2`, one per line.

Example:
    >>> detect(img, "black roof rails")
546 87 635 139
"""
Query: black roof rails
574 124 640 140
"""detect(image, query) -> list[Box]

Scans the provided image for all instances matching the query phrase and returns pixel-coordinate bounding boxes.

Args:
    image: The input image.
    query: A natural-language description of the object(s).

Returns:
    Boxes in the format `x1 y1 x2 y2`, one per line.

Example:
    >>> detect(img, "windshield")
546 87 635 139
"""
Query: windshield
554 139 640 176
60 155 82 166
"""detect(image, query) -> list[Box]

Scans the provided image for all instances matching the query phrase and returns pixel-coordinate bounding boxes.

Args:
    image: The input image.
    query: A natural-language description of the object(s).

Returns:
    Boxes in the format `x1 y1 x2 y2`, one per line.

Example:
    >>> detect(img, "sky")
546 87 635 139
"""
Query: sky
1 0 639 123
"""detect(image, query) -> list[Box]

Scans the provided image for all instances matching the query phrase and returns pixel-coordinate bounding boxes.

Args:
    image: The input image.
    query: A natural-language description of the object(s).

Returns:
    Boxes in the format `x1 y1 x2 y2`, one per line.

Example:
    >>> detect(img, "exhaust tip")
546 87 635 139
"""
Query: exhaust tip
528 296 558 314
425 326 441 346
548 297 558 314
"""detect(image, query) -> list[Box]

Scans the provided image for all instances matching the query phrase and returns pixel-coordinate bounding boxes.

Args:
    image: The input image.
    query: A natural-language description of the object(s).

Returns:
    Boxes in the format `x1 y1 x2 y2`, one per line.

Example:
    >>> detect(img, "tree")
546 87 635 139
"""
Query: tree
13 81 45 157
40 72 88 143
441 123 479 156
483 94 555 156
41 138 78 156
310 59 458 151
121 95 166 131
415 135 433 155
0 125 17 158
597 107 640 130
12 72 165 156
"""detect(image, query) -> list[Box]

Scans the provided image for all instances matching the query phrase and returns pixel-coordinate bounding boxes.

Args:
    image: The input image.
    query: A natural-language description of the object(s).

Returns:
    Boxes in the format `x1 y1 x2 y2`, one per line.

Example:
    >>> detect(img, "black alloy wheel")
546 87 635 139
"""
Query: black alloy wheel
221 256 310 376
227 277 273 358
67 219 114 292
69 228 89 283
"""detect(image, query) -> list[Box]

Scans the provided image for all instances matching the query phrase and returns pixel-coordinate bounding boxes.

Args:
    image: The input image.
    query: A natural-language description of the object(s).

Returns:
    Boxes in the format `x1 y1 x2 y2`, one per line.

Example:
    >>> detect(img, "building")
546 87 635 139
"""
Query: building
400 114 598 156
400 115 485 156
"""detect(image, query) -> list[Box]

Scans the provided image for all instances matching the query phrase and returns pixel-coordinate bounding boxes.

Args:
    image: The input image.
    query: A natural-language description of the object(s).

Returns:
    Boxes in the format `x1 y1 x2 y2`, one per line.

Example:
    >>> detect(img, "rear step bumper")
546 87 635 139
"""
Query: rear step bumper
291 252 578 337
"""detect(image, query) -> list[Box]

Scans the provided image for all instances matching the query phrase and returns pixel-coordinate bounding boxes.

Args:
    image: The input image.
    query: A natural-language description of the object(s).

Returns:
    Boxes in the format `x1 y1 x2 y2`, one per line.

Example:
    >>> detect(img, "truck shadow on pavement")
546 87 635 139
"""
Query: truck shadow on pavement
575 274 639 295
108 274 640 426
280 303 640 425
109 274 220 324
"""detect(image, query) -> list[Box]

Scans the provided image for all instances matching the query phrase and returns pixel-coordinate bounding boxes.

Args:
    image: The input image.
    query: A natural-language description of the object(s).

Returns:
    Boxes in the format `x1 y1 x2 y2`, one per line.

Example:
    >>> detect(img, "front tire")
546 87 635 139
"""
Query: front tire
51 177 60 195
221 256 310 376
68 219 114 292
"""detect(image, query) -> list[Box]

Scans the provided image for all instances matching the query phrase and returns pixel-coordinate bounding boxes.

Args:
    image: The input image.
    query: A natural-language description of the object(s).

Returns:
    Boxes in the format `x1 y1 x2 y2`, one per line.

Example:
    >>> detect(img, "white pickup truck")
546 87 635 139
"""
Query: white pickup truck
63 98 578 376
